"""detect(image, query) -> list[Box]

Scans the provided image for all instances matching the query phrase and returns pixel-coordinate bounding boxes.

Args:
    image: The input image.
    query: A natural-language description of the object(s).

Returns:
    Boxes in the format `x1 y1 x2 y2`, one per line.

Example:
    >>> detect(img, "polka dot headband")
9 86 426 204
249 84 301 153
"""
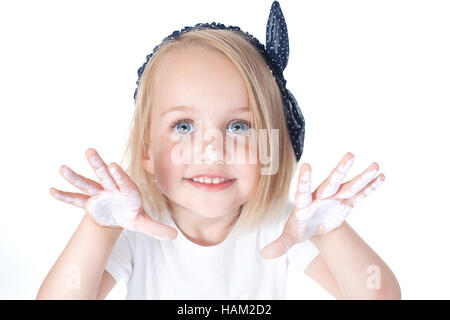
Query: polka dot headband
133 1 305 162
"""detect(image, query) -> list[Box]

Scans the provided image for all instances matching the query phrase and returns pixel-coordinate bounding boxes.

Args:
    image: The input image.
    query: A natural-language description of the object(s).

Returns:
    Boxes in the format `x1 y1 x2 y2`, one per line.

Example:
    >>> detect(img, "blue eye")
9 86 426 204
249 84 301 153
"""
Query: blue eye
170 119 195 134
227 120 251 135
170 119 251 135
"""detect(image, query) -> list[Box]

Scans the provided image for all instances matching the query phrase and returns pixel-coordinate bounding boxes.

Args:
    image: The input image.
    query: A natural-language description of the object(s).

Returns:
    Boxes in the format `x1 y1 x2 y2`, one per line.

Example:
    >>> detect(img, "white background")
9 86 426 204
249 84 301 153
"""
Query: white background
1 0 449 299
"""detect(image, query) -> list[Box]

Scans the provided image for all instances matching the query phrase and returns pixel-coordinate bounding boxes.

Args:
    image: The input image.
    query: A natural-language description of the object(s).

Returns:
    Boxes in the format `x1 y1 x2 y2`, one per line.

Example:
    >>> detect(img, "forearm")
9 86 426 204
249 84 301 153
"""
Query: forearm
36 213 122 299
310 221 401 299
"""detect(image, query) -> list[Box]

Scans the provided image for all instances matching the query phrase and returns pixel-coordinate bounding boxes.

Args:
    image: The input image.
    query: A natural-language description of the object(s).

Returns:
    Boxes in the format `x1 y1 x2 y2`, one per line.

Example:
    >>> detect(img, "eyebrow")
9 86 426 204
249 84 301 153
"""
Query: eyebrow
159 105 250 118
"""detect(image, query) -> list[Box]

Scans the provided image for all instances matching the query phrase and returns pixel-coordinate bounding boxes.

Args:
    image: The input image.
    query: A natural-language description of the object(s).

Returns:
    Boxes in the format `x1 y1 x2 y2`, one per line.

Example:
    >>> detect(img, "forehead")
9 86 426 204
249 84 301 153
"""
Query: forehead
151 45 249 117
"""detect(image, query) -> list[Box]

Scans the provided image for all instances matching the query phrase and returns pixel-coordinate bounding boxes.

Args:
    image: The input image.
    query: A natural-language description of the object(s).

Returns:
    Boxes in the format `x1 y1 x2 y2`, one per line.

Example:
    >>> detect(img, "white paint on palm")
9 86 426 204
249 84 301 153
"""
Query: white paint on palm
291 159 383 243
294 199 352 242
86 189 142 231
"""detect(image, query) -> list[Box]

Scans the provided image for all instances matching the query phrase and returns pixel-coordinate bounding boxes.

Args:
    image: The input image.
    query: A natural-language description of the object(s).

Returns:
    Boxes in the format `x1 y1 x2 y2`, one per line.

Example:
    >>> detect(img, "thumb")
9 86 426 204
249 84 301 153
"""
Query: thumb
260 233 297 259
134 214 178 240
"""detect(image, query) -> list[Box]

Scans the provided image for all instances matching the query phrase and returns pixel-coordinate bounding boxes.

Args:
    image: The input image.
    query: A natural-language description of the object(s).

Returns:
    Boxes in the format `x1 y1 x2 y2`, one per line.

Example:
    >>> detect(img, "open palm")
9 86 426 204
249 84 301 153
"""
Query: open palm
49 148 177 240
261 152 384 259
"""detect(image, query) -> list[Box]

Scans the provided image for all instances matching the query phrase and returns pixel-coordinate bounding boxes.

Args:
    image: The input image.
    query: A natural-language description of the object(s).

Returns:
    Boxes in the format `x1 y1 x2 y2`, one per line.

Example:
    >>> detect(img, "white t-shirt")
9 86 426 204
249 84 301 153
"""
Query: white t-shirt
104 198 320 299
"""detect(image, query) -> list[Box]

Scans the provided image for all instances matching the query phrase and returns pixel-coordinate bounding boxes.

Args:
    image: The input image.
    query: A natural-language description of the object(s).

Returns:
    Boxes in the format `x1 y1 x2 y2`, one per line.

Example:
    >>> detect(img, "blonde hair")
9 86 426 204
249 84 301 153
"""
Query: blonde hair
120 28 300 237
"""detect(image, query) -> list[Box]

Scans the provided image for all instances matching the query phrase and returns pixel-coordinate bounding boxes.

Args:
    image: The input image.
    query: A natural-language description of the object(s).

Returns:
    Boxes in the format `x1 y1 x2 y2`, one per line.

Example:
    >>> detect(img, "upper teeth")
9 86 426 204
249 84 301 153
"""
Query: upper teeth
192 177 229 184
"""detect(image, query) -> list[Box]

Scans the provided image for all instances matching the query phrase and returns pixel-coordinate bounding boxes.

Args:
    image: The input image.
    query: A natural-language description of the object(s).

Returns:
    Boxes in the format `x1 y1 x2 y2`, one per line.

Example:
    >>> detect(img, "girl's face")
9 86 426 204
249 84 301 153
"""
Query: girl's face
143 45 260 218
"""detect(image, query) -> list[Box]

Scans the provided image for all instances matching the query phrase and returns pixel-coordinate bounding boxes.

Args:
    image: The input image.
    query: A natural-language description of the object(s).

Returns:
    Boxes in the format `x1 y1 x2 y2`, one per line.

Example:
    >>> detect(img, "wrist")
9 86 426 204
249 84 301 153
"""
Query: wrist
310 220 348 246
83 212 123 235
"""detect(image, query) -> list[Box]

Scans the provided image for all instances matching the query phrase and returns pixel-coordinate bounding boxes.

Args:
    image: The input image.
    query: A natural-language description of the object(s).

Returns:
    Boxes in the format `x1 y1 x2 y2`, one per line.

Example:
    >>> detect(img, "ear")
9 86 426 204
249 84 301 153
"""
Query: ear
141 145 155 174
141 158 154 174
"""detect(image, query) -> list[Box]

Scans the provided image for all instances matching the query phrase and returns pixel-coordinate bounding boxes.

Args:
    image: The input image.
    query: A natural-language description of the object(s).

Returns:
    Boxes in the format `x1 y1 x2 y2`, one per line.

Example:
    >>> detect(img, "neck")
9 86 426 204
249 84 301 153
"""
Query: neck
168 201 241 246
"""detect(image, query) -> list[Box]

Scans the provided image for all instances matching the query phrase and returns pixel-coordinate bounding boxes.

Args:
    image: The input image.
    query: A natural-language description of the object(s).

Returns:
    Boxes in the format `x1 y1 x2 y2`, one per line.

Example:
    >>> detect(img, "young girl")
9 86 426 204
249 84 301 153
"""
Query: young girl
37 1 400 299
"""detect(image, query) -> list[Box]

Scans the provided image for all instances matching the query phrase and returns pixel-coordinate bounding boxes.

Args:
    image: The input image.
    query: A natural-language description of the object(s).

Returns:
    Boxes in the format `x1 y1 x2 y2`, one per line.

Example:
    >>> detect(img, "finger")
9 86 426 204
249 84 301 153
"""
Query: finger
133 214 178 240
337 162 380 200
85 148 118 191
294 163 312 209
260 233 297 259
49 187 88 208
60 165 102 196
351 173 385 206
317 152 354 199
107 162 136 195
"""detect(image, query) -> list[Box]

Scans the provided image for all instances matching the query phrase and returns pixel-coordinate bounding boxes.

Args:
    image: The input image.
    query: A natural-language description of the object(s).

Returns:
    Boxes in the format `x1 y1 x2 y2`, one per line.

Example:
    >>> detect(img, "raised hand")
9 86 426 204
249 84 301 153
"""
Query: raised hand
260 152 384 259
49 148 177 240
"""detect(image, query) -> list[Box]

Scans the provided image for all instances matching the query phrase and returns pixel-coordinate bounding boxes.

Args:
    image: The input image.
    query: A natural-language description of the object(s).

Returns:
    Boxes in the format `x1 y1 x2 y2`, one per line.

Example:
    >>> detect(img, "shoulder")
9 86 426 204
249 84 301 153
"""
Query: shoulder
126 228 168 247
115 229 145 249
113 229 134 251
113 229 164 261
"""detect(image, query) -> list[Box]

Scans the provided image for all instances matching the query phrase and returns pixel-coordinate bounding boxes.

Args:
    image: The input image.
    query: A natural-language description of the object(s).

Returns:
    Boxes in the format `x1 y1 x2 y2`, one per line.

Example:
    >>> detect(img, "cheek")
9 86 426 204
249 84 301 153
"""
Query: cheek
151 140 186 189
232 135 260 166
234 163 260 193
151 129 188 165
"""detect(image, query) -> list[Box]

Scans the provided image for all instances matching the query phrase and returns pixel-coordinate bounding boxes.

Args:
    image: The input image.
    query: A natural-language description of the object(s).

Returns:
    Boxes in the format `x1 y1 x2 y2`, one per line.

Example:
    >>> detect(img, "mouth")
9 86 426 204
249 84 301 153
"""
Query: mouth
183 177 236 192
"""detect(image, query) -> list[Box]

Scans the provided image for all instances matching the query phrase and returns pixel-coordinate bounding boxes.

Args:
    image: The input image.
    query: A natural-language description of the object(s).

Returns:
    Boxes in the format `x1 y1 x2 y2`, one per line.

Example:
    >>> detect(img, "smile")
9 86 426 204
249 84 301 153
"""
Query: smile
184 178 236 191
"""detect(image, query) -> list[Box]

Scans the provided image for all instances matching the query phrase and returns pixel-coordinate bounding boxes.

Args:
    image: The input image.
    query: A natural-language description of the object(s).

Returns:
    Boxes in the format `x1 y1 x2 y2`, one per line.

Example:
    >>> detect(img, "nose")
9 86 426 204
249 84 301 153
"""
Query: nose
204 144 218 163
199 138 224 165
189 126 226 165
